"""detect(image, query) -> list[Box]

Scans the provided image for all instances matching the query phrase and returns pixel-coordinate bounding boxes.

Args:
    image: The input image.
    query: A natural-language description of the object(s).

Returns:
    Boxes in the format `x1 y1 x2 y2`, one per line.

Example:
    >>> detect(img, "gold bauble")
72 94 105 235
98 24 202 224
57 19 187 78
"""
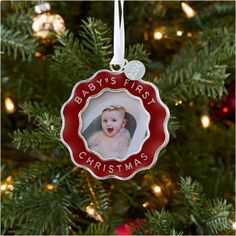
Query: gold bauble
32 12 66 43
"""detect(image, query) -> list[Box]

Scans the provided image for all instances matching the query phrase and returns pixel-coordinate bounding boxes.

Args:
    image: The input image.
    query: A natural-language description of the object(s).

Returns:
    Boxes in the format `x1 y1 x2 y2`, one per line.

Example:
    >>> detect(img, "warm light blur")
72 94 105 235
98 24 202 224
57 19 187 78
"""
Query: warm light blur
201 114 211 128
232 222 236 230
144 32 148 41
142 202 149 208
175 99 183 106
5 97 16 114
187 32 192 37
7 184 14 191
176 31 183 36
34 51 43 57
6 176 13 183
86 205 95 216
1 184 7 191
1 176 14 192
151 184 162 196
46 183 55 190
181 2 196 18
85 205 103 222
223 107 229 113
152 185 161 193
189 101 194 107
153 31 163 40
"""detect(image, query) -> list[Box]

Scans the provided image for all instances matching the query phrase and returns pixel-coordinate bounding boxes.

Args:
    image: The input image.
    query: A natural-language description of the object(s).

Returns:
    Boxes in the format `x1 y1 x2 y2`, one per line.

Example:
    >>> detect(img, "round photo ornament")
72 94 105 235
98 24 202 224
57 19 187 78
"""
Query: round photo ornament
60 0 169 180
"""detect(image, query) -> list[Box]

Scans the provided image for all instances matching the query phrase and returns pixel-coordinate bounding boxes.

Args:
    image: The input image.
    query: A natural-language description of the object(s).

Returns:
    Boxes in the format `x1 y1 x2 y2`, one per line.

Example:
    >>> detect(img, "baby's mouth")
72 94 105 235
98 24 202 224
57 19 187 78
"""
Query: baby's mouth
107 128 114 133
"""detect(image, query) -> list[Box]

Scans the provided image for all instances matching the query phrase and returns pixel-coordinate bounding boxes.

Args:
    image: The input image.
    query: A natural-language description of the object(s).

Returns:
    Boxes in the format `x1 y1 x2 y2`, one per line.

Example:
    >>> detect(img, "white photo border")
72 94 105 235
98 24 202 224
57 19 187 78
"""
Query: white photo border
78 88 151 162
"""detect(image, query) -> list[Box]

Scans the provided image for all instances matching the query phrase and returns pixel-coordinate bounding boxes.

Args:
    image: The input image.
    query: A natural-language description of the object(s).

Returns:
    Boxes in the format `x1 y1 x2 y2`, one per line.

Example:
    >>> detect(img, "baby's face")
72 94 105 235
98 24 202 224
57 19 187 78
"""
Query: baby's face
101 110 126 137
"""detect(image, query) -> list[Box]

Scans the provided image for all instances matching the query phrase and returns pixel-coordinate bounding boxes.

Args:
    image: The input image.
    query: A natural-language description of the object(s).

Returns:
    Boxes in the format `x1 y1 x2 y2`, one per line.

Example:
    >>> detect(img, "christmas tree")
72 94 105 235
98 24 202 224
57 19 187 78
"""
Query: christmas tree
1 1 235 235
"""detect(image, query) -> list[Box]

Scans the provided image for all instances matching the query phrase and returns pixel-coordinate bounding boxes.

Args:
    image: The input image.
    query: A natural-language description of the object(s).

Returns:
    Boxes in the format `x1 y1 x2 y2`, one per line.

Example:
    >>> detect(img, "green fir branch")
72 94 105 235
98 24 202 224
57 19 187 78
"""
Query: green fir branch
13 101 62 151
10 1 35 12
156 26 234 104
145 209 180 235
206 170 235 199
12 127 62 151
19 101 58 121
79 17 113 68
178 177 233 235
3 159 108 235
5 13 33 34
53 30 83 80
2 159 111 235
126 44 151 65
12 112 62 151
58 169 111 223
199 2 235 27
53 18 112 83
156 38 233 103
78 223 112 235
179 176 204 211
3 189 72 235
53 18 151 85
81 173 111 221
167 114 180 138
170 229 183 236
13 129 54 151
140 177 233 235
203 199 232 234
11 158 71 199
1 25 38 61
202 27 235 66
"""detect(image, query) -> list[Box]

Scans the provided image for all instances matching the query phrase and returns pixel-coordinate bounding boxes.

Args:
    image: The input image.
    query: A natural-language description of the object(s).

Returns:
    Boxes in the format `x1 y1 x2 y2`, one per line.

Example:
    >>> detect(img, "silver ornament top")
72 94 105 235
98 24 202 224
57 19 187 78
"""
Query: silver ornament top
124 60 146 81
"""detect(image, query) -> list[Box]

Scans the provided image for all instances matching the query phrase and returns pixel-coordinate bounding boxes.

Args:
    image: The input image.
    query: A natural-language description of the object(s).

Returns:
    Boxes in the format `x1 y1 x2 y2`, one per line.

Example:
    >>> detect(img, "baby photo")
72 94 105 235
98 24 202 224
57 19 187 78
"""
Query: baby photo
87 105 131 160
80 90 150 161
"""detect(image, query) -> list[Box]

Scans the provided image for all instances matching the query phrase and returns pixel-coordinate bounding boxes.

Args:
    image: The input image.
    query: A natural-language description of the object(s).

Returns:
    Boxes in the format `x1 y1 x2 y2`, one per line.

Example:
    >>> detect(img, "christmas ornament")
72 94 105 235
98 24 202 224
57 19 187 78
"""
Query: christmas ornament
210 81 235 127
32 2 65 44
114 218 146 235
61 0 169 180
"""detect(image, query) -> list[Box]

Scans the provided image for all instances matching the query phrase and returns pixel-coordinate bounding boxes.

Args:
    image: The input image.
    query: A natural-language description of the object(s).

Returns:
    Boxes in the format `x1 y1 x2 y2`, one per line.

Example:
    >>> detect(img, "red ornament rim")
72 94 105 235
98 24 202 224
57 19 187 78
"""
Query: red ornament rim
60 70 169 180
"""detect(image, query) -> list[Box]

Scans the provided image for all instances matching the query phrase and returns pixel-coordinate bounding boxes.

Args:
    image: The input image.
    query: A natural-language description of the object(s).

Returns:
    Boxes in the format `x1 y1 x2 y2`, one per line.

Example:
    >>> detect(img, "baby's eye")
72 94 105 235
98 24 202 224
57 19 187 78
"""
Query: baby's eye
112 119 117 122
103 119 107 123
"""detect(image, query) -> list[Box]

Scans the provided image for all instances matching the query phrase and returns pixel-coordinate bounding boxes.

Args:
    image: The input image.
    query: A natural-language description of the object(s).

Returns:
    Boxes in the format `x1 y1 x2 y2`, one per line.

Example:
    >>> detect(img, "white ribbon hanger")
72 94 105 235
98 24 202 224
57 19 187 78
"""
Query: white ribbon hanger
109 0 146 80
110 0 126 71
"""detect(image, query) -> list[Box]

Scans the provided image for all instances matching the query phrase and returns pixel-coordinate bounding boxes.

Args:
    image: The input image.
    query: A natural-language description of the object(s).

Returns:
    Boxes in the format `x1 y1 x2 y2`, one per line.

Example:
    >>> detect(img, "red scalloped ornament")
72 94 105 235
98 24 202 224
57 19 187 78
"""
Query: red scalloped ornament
61 70 169 180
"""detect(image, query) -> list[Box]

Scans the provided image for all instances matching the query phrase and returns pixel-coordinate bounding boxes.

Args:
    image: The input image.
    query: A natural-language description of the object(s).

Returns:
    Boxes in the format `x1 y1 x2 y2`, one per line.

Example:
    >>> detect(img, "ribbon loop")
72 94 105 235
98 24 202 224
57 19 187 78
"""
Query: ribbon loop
110 0 126 70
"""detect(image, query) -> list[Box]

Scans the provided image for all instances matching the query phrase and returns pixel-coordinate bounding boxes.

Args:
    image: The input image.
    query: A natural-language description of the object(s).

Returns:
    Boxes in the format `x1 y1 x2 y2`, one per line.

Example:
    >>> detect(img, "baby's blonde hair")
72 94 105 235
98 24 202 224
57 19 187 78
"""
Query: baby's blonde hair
102 105 126 118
